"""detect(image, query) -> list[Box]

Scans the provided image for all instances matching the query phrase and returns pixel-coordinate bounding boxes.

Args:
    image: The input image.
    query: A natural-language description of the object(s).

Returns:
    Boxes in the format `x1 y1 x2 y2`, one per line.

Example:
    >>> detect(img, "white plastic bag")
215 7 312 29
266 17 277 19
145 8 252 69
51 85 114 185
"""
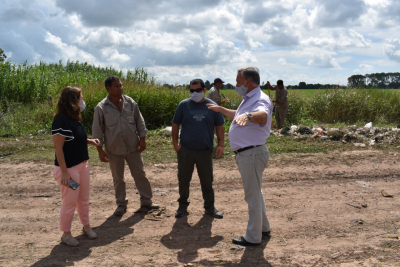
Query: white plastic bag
364 122 372 129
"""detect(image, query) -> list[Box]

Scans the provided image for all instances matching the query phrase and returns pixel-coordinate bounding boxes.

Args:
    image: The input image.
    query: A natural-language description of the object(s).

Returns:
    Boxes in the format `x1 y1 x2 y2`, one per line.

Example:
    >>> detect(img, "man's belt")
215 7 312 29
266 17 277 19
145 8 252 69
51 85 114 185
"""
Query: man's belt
234 145 261 154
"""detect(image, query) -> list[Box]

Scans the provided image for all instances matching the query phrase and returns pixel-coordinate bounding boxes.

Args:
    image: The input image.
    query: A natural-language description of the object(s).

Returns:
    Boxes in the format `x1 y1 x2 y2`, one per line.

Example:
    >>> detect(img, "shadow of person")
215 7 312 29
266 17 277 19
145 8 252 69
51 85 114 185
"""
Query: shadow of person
235 235 272 267
198 235 272 267
31 212 144 267
160 214 223 264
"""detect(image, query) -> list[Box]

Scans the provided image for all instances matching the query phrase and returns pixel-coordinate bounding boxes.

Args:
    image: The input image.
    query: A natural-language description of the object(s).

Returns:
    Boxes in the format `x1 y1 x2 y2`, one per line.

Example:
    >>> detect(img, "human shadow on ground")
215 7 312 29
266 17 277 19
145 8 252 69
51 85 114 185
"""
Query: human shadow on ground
31 212 144 267
199 235 272 267
160 213 223 264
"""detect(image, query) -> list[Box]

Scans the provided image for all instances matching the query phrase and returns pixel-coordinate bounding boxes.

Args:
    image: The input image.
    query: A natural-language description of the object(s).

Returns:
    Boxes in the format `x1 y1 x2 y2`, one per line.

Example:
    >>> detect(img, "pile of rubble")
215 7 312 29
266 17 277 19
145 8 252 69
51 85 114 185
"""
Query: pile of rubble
271 123 400 147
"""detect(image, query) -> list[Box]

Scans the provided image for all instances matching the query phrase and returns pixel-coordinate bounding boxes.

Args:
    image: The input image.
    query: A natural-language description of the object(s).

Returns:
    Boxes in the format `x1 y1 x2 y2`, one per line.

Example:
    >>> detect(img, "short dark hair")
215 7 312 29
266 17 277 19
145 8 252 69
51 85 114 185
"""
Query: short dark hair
190 79 205 89
238 67 260 86
104 75 121 88
277 80 283 86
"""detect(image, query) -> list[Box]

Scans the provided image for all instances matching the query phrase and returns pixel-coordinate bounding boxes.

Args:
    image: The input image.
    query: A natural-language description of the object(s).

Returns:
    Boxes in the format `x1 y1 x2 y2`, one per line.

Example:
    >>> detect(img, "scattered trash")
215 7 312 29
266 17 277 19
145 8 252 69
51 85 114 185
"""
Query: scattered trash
353 143 366 147
161 126 173 136
143 206 168 220
356 180 371 188
381 190 394 198
230 245 244 252
351 219 364 224
364 122 373 129
346 203 361 209
0 153 13 157
369 140 376 146
280 126 290 134
215 241 227 248
298 127 313 135
269 125 400 147
346 203 367 209
331 252 342 259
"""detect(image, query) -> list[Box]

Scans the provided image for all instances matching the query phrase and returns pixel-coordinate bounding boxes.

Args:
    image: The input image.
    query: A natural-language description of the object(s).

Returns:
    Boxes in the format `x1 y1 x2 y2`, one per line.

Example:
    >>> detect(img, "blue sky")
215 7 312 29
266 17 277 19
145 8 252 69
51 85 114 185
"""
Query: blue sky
1 0 399 86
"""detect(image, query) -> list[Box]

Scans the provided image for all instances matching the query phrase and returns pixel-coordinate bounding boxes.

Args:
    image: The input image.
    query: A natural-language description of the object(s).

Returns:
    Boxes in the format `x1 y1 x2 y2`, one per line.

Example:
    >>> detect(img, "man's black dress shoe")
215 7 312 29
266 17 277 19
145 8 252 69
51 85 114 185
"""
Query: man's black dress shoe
262 231 271 239
232 236 260 246
175 206 187 218
205 207 223 219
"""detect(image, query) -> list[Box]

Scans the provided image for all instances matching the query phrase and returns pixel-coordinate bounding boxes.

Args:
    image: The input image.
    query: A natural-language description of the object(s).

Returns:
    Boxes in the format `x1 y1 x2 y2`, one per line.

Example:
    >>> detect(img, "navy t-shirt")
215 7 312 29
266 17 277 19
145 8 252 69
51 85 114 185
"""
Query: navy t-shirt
172 98 225 152
51 113 89 168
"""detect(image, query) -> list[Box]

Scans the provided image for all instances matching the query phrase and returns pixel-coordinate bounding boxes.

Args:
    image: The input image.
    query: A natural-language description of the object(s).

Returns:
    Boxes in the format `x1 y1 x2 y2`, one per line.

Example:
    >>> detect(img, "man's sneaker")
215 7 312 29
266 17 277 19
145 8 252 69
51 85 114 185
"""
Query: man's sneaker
140 203 160 211
205 207 223 219
175 206 187 218
113 205 127 216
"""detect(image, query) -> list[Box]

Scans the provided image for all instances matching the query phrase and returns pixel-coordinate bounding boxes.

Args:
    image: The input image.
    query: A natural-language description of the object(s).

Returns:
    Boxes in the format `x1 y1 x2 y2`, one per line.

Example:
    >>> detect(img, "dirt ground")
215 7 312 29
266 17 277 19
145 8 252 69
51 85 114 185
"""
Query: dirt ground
0 149 399 267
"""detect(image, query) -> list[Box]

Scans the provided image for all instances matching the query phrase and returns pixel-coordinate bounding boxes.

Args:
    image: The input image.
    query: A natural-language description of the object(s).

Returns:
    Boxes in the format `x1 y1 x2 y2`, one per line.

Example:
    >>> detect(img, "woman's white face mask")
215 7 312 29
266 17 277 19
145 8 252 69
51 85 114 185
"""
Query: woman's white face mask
79 100 86 112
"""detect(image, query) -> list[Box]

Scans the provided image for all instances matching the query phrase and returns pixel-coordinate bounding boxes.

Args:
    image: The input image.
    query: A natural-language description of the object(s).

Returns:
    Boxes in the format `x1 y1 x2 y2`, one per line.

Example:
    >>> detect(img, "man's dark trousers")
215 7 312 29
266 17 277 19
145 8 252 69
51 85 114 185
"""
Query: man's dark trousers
177 146 215 209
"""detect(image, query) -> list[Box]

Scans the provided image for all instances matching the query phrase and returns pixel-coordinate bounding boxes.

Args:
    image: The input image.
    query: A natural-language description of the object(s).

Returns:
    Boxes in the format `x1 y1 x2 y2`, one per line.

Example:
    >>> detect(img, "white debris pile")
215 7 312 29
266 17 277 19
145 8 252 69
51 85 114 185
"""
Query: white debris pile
270 124 400 146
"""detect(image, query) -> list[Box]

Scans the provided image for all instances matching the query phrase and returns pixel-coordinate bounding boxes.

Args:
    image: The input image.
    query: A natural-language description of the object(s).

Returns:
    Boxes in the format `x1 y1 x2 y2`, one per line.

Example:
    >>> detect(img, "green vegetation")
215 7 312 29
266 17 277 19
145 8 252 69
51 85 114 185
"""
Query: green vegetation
1 60 400 165
0 48 6 62
80 81 187 131
0 131 375 165
1 61 400 138
0 60 123 104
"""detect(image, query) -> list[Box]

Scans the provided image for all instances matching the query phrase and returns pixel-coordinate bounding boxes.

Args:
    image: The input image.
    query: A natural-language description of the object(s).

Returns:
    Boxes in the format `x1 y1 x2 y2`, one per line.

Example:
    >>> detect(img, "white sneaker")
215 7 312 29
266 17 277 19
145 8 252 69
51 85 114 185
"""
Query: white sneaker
61 235 79 246
82 227 97 239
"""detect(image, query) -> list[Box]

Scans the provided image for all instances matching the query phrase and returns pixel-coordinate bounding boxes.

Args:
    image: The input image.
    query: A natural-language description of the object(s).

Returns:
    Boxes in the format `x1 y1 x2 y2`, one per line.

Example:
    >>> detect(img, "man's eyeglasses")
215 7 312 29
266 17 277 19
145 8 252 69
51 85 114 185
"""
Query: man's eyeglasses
189 88 204 93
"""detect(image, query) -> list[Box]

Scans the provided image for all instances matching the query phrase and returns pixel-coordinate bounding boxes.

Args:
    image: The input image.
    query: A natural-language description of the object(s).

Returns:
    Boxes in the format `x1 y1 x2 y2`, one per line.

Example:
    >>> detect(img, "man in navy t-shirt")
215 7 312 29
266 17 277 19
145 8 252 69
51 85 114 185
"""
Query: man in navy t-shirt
172 79 225 219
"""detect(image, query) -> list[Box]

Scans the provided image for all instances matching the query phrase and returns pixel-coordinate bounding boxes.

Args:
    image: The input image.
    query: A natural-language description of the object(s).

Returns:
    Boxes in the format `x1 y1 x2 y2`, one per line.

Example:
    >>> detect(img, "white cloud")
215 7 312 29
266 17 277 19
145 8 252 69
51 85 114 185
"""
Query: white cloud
44 31 100 65
264 27 300 47
278 58 287 65
359 64 374 72
0 0 399 86
308 52 341 69
383 39 400 62
309 0 367 28
101 49 130 63
302 29 371 50
243 4 287 25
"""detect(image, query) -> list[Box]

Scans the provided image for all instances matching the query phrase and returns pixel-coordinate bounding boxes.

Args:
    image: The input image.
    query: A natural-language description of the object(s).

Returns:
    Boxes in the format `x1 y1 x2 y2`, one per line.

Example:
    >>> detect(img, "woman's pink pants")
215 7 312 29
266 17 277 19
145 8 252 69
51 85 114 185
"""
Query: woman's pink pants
53 161 90 232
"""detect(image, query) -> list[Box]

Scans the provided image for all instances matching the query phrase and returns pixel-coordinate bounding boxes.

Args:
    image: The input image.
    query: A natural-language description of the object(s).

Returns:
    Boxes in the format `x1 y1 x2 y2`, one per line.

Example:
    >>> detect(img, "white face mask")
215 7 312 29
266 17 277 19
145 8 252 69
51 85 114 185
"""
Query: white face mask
190 91 205 102
235 84 248 96
79 100 86 112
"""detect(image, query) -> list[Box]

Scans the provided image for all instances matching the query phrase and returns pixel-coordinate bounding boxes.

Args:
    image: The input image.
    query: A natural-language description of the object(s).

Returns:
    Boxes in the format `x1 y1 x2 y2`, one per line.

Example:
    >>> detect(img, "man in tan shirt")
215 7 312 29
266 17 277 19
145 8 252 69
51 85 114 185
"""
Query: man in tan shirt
92 76 158 216
207 78 228 106
267 80 288 129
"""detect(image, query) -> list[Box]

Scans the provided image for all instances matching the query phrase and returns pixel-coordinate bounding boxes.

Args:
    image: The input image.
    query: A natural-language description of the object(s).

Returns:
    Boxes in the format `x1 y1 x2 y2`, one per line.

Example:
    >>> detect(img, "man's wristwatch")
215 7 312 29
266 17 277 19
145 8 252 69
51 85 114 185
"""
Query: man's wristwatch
245 112 253 121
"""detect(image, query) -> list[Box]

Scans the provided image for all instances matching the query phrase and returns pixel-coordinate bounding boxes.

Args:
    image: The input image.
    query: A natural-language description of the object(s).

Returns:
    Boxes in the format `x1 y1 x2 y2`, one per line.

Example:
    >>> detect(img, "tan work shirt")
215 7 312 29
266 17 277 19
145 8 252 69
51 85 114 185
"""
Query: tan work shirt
207 86 222 103
92 95 147 155
274 85 288 108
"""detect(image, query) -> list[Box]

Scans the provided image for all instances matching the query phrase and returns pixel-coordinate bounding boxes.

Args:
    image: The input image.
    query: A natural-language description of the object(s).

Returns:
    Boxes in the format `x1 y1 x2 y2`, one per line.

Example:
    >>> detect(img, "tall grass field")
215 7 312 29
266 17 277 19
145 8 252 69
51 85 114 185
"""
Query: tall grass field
1 60 400 136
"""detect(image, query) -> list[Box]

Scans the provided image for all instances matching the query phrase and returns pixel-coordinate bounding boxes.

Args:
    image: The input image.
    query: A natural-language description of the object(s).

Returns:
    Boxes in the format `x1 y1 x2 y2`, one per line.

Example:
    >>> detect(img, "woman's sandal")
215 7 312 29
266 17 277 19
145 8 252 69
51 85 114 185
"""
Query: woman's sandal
82 227 97 240
61 235 79 247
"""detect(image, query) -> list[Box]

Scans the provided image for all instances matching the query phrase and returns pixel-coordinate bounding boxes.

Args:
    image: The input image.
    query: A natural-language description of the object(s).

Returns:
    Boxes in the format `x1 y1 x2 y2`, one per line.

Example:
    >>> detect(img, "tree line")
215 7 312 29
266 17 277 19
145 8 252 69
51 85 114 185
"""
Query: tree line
347 73 400 88
2 47 399 90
